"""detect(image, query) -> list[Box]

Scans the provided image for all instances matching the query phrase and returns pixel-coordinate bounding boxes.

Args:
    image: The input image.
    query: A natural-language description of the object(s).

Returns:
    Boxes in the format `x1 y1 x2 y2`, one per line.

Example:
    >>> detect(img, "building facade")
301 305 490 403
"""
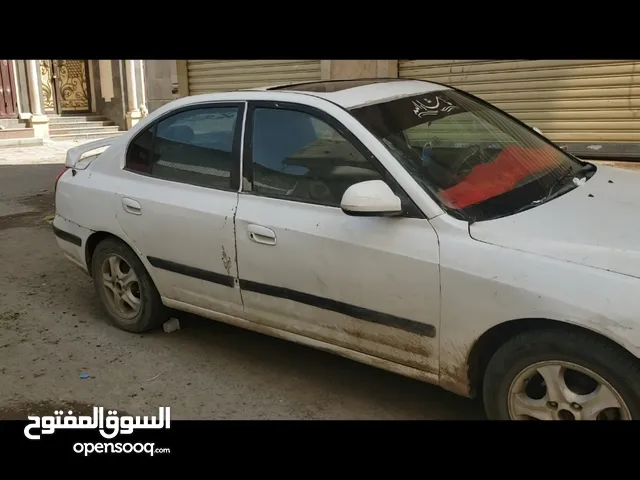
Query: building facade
0 60 155 143
3 59 637 157
172 59 640 158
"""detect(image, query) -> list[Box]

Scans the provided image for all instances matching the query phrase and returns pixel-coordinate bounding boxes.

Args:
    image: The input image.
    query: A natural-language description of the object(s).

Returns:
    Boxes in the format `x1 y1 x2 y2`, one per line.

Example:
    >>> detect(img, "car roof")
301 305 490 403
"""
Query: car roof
247 78 451 109
139 79 454 130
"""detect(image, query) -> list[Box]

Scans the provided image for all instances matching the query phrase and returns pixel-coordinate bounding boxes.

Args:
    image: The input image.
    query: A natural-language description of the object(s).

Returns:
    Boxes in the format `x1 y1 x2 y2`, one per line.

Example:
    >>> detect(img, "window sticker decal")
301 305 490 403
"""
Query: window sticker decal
411 96 459 118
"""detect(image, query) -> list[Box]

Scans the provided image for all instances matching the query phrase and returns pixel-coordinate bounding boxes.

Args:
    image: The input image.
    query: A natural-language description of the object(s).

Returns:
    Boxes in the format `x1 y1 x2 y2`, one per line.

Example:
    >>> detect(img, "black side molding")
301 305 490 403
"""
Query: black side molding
52 225 82 247
147 256 436 338
240 279 436 338
147 256 236 288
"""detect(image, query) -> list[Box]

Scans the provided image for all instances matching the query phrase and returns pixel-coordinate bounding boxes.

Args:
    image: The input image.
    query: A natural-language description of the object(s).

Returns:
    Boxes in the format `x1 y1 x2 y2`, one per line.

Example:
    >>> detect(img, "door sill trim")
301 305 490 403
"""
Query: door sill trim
161 297 440 387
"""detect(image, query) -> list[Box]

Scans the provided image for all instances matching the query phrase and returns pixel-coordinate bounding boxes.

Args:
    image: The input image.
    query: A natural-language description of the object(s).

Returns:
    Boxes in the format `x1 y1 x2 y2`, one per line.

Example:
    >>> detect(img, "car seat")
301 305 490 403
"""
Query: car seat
252 109 317 175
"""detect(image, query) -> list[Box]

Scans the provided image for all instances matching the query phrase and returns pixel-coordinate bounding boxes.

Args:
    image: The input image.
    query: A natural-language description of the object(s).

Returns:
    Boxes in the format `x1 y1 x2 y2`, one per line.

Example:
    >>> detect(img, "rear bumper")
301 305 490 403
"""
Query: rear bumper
52 224 82 247
52 214 93 275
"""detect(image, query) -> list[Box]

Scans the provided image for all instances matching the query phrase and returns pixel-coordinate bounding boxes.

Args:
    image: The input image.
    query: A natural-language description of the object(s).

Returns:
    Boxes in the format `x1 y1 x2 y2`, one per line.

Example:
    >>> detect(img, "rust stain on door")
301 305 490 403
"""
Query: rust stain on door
221 246 232 275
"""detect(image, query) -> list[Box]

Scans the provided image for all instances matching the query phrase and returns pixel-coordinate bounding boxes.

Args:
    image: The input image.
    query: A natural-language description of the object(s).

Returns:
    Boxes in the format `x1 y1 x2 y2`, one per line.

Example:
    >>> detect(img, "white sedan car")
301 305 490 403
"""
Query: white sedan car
53 78 640 421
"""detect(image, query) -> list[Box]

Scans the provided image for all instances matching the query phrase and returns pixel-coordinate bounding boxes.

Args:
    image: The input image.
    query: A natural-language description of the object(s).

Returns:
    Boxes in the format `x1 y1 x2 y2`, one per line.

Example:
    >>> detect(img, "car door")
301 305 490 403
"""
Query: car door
114 102 245 318
234 101 441 375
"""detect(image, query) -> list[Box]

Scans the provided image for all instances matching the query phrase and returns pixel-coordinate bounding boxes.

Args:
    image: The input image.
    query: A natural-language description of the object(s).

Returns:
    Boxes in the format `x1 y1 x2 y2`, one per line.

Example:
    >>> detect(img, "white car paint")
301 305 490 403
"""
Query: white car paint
247 79 448 109
234 187 441 378
340 180 402 214
433 211 640 394
114 173 243 318
53 79 640 400
470 165 640 280
300 80 449 109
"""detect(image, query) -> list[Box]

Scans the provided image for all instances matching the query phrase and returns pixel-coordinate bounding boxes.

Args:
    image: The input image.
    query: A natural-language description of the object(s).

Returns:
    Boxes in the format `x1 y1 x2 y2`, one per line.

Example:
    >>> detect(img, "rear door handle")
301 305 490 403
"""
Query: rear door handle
122 197 142 215
247 224 276 246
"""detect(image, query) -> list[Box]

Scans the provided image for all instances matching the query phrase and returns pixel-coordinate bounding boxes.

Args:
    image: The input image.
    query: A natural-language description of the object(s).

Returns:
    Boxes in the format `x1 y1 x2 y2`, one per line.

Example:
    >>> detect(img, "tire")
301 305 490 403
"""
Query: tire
91 237 169 333
482 328 640 420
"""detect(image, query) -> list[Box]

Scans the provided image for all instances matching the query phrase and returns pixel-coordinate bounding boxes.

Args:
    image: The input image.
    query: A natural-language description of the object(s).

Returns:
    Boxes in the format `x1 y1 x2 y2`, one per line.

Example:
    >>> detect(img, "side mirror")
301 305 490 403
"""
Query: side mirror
340 180 403 217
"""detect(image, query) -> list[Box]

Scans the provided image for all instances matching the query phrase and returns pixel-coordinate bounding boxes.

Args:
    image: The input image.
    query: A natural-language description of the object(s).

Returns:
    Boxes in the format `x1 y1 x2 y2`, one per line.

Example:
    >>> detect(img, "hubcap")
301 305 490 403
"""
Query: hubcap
100 254 141 320
508 360 631 420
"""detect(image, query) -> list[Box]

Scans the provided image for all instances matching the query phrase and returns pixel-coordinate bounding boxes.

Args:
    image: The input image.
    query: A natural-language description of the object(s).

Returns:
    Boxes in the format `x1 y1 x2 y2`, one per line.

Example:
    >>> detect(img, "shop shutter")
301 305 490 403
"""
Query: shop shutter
186 60 321 95
399 60 640 143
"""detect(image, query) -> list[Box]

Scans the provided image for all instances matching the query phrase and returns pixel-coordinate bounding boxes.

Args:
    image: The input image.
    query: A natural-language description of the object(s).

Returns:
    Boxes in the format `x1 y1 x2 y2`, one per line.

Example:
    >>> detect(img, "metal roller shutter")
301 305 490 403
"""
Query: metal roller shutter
186 60 321 95
398 60 640 144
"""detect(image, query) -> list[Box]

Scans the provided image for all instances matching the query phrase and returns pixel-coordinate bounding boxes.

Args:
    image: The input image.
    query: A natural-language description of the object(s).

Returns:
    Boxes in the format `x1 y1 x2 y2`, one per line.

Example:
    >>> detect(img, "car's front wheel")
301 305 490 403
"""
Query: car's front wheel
482 328 640 420
91 237 168 333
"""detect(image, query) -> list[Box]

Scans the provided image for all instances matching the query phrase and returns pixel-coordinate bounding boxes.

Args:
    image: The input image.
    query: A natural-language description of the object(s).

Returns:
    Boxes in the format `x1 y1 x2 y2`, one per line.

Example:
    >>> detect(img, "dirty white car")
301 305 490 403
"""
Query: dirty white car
53 78 640 420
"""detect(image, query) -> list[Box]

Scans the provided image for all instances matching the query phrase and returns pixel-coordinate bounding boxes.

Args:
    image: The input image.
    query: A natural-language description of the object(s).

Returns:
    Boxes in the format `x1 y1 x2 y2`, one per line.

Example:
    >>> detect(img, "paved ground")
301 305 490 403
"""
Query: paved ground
0 139 94 166
0 142 486 420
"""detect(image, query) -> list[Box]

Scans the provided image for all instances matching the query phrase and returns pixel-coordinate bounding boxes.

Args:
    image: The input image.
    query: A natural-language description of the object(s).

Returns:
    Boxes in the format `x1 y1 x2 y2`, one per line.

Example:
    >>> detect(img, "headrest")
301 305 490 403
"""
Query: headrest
162 124 195 143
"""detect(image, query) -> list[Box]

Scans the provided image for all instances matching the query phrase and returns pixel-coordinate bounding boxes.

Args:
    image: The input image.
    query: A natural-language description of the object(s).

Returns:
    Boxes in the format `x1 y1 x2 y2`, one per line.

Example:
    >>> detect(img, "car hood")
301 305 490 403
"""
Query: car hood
469 164 640 279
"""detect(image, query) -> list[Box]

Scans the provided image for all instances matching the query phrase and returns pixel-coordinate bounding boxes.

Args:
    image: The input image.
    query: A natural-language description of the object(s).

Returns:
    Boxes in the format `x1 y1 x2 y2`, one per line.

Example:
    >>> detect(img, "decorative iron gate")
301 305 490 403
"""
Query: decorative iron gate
39 60 56 113
57 60 90 112
40 60 90 113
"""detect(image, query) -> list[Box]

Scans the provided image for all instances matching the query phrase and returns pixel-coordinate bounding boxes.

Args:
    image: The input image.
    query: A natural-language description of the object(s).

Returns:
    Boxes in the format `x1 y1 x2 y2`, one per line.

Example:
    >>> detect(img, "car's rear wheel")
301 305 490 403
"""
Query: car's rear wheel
482 328 640 420
91 238 168 333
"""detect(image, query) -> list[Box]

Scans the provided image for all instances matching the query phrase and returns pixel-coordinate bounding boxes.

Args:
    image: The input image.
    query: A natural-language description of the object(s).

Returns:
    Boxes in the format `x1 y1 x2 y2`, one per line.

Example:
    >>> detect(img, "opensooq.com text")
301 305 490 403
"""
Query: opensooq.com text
73 442 171 456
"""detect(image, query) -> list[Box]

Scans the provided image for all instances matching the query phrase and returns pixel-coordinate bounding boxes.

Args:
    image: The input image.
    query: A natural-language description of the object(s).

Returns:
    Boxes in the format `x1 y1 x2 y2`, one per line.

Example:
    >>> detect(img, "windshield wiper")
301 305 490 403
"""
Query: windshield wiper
499 162 595 220
540 163 573 200
536 162 595 205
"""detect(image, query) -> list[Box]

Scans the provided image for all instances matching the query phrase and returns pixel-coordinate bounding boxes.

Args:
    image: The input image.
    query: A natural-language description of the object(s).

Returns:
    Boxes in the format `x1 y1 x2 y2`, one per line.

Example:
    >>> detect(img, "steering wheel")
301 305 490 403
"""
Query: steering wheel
450 144 485 176
422 139 439 166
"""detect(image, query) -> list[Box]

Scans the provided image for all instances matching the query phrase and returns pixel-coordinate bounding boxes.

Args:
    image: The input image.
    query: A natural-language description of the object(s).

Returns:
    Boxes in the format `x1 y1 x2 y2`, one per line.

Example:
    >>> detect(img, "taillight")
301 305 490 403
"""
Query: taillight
54 168 68 192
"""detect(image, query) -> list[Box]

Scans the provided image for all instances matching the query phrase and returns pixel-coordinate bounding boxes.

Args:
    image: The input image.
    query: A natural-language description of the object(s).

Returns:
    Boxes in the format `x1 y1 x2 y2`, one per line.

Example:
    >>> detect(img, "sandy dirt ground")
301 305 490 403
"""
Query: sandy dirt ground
0 149 487 420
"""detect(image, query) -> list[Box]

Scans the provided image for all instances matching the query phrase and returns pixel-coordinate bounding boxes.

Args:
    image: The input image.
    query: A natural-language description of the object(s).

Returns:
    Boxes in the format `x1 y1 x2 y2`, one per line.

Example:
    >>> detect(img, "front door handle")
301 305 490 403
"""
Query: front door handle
247 224 276 246
122 197 142 215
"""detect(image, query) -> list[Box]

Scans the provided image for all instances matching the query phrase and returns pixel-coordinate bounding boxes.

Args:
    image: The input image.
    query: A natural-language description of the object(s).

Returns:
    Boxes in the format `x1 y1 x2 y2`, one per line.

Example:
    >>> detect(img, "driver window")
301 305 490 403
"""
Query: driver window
250 107 383 206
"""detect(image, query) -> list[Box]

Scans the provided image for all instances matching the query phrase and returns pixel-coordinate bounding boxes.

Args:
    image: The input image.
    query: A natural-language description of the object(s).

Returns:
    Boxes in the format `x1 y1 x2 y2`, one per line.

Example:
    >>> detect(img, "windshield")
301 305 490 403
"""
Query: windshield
349 89 590 222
